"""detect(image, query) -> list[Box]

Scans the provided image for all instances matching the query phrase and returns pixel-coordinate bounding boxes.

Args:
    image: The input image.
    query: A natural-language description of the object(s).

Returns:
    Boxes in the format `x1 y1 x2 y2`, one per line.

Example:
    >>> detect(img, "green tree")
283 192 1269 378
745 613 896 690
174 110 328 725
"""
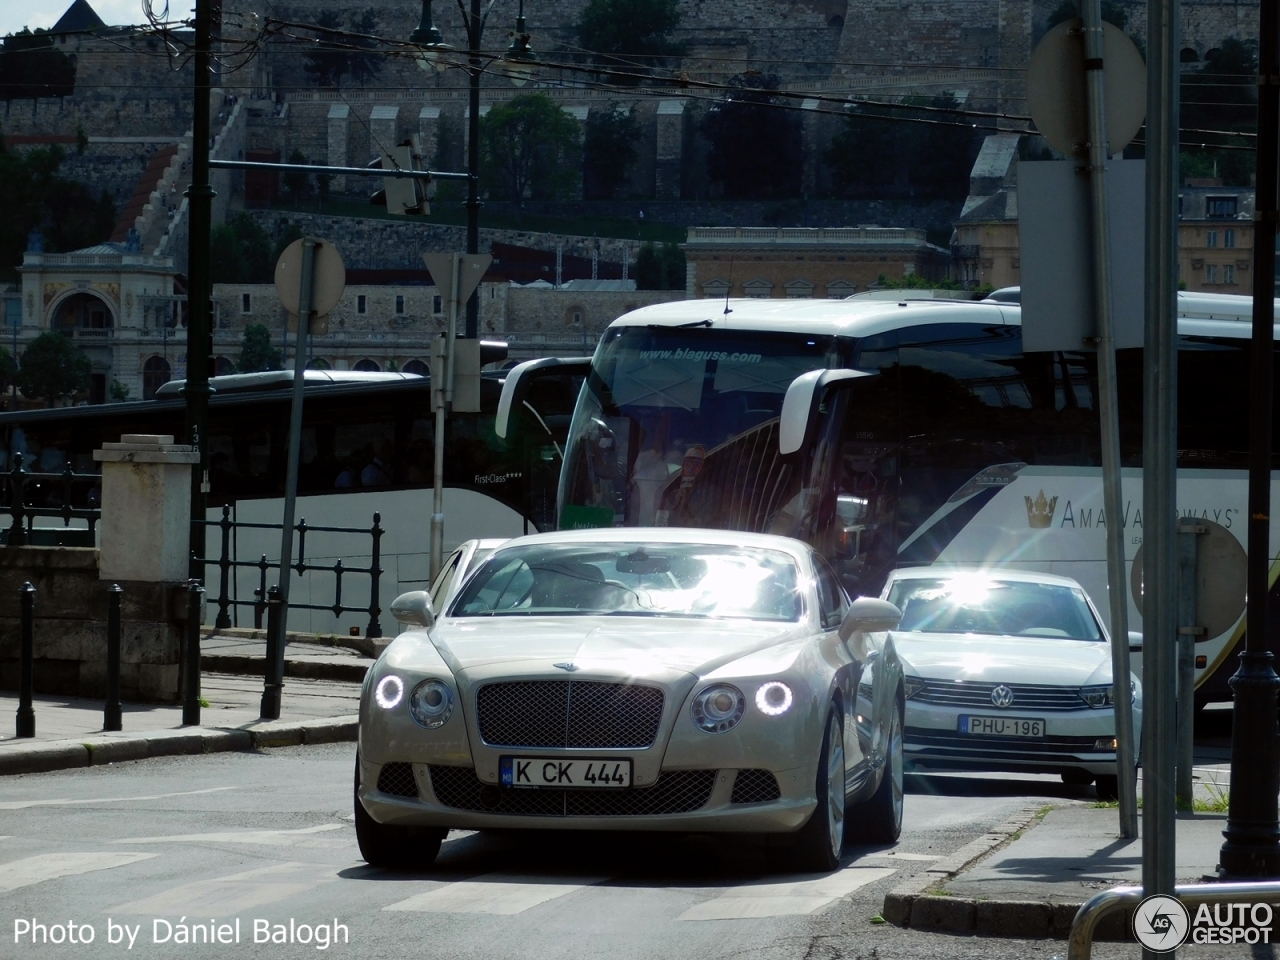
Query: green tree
703 73 801 200
302 10 382 88
1180 38 1256 185
576 0 684 80
237 323 282 373
874 271 961 290
480 95 582 203
108 378 131 402
583 103 639 199
210 213 274 284
0 29 76 101
634 242 685 290
0 346 16 397
17 331 91 406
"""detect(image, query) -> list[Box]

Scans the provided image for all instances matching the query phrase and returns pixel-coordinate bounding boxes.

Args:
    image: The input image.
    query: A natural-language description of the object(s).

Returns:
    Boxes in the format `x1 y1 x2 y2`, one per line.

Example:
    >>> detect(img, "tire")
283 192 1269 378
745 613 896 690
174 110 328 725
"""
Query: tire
792 708 846 873
1094 775 1120 802
1061 770 1094 786
848 697 904 845
354 758 445 869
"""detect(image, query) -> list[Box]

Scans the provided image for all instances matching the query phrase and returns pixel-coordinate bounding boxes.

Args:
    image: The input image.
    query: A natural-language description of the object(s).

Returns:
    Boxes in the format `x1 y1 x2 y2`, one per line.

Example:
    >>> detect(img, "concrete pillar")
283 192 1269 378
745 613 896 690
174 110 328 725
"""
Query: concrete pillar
369 104 400 156
327 103 350 190
564 105 589 200
418 106 441 161
93 434 199 582
655 100 685 200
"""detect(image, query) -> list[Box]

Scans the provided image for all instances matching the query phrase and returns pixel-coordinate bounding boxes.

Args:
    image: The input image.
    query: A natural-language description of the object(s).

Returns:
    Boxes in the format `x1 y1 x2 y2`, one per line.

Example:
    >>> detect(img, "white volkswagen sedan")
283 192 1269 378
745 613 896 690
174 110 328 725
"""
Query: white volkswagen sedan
357 529 906 872
880 568 1142 799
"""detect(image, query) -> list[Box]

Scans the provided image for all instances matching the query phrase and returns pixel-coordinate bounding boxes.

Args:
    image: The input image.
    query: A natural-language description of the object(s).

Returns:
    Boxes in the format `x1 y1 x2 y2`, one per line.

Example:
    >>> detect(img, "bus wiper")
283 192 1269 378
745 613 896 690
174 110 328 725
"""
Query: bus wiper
649 318 713 329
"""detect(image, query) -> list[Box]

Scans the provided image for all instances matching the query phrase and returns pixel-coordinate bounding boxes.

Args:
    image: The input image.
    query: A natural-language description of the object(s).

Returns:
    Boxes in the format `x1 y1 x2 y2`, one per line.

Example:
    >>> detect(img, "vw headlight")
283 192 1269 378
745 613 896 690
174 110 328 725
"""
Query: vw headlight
691 684 745 734
755 681 793 717
1079 682 1136 708
903 676 926 700
409 679 454 728
375 674 404 709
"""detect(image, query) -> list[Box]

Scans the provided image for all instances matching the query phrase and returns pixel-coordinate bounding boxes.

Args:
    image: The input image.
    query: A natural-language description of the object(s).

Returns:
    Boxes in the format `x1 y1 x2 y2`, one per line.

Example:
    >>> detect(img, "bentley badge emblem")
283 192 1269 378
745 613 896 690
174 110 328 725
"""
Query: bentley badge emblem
553 662 579 672
990 684 1015 708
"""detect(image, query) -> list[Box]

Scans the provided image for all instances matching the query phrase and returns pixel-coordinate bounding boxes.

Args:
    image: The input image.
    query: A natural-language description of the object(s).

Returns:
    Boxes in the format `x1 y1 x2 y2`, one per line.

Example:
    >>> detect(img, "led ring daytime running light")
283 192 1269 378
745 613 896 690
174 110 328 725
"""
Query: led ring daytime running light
755 681 794 716
375 674 404 709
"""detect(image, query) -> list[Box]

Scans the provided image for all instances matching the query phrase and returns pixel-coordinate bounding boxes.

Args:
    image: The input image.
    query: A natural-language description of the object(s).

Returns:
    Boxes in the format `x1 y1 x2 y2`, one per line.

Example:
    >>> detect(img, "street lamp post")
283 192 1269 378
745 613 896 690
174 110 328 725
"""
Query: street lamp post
411 0 535 339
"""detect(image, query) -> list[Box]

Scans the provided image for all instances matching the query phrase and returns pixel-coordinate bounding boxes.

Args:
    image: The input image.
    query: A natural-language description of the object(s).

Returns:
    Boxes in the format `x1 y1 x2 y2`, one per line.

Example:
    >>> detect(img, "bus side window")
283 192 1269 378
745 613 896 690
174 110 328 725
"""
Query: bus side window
1177 336 1249 468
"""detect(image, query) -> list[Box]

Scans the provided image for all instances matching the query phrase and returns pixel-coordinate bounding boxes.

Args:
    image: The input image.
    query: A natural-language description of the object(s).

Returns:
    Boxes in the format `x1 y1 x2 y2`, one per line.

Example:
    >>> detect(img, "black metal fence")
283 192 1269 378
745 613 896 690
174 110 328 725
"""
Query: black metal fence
195 505 384 639
2 453 100 547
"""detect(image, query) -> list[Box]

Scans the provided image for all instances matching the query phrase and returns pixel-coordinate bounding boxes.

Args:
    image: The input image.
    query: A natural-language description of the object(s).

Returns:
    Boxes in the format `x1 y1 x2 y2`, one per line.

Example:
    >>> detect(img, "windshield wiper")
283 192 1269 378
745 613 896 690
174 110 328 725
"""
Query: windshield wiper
648 318 713 329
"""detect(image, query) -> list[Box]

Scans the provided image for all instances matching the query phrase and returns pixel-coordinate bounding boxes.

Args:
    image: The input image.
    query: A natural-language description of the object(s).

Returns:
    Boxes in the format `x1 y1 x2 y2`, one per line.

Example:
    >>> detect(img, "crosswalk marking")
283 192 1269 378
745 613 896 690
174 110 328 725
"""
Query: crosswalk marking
384 874 608 915
109 861 340 915
0 787 235 811
0 852 158 894
677 866 896 920
109 824 345 846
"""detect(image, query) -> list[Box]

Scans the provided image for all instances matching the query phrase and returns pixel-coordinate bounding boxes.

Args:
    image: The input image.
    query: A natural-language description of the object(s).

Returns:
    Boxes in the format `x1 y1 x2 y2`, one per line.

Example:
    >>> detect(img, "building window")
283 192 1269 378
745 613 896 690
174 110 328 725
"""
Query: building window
1206 264 1220 284
403 359 429 376
241 293 252 314
1206 231 1218 248
357 295 367 314
395 295 405 314
354 358 379 372
1225 229 1236 248
1225 264 1236 284
432 295 442 315
1206 196 1238 218
142 356 172 400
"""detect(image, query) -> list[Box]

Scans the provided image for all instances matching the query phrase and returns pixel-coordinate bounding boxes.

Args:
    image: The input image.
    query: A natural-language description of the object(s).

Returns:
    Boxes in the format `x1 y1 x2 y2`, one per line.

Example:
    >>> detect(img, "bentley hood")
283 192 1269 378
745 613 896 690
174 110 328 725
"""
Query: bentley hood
892 632 1114 686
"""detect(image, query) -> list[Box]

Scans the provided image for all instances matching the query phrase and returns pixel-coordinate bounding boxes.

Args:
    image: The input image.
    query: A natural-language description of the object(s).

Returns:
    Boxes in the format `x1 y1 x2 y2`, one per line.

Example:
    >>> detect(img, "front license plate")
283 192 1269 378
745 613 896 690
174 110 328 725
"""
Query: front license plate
959 715 1045 738
500 757 633 789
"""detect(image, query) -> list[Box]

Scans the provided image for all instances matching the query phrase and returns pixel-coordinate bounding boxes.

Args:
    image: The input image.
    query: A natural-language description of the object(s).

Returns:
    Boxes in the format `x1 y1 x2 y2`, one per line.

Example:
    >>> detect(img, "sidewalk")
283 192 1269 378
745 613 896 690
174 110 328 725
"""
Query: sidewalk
0 634 371 775
883 797 1238 941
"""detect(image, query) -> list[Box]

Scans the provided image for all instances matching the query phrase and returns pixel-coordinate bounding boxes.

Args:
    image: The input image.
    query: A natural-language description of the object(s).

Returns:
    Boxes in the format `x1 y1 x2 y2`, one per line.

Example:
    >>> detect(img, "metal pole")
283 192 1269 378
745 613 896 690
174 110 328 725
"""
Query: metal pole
1175 520 1202 808
1220 0 1280 877
429 333 447 580
182 580 203 726
1142 0 1180 932
465 0 481 340
185 0 214 582
263 238 316 718
104 583 122 732
447 253 460 403
1080 0 1138 839
261 585 283 718
15 582 34 738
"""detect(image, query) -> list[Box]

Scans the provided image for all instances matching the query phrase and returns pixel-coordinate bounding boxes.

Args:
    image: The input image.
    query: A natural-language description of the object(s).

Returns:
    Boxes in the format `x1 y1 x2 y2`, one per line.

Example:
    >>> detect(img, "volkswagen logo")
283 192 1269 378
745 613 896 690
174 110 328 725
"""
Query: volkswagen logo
990 684 1015 708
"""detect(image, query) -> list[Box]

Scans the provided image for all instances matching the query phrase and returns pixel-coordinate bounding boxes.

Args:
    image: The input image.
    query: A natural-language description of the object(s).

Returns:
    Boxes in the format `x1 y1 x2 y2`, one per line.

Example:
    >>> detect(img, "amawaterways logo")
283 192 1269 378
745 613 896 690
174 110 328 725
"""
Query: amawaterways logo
1021 489 1240 532
1024 490 1058 529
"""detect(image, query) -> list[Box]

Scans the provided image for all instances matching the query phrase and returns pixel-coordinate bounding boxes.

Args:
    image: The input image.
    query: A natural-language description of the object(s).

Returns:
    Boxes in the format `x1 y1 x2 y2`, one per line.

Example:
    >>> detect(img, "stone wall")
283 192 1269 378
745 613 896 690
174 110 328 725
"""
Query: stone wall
505 288 685 338
0 547 191 703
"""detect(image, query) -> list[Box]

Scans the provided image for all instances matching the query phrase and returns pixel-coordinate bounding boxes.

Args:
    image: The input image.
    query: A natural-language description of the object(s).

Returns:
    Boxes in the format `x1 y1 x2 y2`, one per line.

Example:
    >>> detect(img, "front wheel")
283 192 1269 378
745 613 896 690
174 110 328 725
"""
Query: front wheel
848 697 904 845
354 759 445 869
792 708 846 873
1094 775 1120 802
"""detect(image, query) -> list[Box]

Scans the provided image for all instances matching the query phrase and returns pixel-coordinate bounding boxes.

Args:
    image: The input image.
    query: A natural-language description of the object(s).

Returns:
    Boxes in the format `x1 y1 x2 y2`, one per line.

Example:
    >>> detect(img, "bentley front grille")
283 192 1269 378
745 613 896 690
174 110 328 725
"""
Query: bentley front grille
428 766 715 817
730 769 782 804
476 680 665 749
376 762 419 798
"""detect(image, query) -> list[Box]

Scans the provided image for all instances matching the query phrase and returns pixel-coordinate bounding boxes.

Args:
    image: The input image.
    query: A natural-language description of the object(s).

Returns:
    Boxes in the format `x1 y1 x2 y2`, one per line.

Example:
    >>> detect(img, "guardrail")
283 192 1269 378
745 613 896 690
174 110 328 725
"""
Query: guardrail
194 504 384 639
3 453 100 547
1068 880 1280 960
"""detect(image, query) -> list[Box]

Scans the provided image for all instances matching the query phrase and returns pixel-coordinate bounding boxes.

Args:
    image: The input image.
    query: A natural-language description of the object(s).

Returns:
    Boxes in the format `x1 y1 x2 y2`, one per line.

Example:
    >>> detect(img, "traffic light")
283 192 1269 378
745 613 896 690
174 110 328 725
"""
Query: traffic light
368 135 433 215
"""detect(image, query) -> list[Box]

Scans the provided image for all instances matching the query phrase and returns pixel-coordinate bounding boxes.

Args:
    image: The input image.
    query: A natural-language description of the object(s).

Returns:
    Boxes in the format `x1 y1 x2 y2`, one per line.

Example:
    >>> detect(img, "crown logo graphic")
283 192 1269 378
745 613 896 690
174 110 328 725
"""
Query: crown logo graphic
1024 490 1058 529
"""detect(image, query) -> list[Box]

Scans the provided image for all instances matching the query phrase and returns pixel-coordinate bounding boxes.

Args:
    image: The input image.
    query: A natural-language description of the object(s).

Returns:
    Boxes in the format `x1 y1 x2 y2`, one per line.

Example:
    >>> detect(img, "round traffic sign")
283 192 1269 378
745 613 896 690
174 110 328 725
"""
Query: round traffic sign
1130 519 1246 641
274 238 346 318
1027 19 1146 157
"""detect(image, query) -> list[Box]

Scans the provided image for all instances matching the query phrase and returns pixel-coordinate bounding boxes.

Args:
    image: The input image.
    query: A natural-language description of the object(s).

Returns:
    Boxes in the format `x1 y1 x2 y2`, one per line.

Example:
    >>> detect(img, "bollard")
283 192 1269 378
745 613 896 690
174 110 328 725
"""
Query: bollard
104 583 123 732
367 512 383 639
15 581 34 737
215 504 232 629
260 585 283 720
182 580 204 726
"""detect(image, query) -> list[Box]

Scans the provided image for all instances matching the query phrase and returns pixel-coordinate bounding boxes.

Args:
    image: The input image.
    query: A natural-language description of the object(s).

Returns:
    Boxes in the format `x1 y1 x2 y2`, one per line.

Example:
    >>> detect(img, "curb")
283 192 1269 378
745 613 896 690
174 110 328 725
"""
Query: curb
203 627 390 660
202 655 370 683
0 716 359 776
881 804 1136 941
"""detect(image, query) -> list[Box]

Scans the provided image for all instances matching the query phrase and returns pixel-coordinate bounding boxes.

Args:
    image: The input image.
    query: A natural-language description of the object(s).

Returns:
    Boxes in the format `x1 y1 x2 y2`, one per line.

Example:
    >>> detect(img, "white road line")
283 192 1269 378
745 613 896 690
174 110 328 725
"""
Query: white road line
384 874 608 915
0 787 236 811
109 862 340 915
0 852 158 894
109 824 344 846
678 866 896 921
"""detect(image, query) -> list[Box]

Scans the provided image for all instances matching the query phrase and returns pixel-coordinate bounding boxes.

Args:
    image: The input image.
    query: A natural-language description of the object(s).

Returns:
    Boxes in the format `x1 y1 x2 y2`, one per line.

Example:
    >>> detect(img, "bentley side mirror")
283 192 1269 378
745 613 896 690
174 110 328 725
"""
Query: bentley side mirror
391 590 436 628
839 597 902 642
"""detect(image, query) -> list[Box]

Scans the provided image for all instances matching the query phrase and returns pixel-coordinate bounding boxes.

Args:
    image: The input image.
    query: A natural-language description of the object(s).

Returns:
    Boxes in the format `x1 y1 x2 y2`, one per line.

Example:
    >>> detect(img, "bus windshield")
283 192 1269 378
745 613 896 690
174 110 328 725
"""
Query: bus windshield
559 326 839 529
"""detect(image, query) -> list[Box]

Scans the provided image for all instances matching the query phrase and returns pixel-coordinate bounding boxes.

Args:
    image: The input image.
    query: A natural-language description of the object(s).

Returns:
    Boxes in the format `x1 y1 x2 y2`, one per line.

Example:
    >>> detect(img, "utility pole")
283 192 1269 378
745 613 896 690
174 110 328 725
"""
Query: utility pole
465 0 481 339
185 0 214 578
1219 0 1280 878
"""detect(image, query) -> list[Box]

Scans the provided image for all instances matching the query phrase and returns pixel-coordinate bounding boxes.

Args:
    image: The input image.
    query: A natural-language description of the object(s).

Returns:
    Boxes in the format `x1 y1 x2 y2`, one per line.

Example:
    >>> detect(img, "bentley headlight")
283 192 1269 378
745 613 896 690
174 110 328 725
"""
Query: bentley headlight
755 681 793 717
375 674 404 709
691 684 745 734
409 679 454 728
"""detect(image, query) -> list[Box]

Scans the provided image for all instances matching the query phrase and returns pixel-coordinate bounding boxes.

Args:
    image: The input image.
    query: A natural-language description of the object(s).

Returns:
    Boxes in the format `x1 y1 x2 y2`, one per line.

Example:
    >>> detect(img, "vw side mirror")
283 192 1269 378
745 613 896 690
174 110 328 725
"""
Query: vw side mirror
391 590 435 628
839 597 902 642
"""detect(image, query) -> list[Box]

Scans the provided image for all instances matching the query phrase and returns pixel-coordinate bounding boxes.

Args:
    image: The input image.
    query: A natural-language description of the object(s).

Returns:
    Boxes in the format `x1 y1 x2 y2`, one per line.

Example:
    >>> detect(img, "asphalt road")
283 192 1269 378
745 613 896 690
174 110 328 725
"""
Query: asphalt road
0 745 1223 960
